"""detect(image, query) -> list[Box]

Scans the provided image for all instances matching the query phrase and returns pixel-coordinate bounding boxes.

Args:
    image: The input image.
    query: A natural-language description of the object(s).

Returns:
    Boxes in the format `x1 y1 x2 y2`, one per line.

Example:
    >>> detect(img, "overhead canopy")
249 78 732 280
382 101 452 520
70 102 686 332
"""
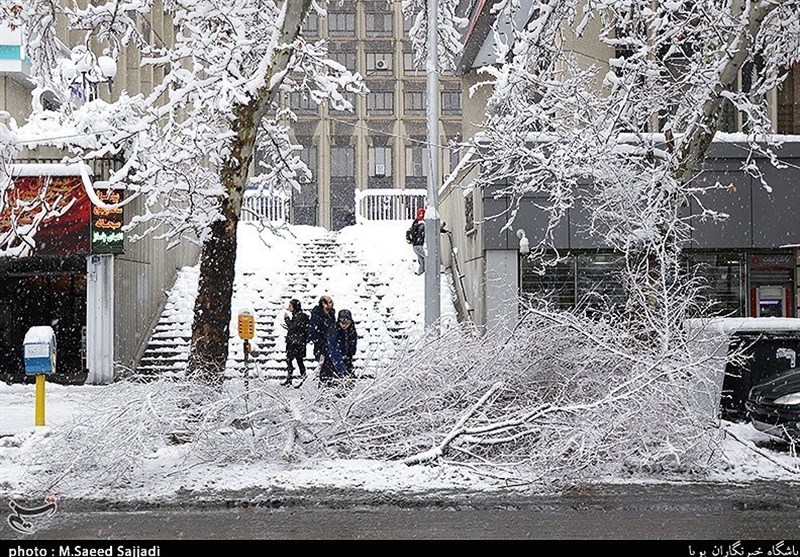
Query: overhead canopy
8 163 93 177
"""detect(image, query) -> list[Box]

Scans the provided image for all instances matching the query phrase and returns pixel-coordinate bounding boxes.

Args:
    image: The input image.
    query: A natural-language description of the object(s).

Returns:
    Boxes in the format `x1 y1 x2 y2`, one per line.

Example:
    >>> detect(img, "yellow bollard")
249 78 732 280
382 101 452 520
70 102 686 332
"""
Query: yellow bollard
35 374 45 426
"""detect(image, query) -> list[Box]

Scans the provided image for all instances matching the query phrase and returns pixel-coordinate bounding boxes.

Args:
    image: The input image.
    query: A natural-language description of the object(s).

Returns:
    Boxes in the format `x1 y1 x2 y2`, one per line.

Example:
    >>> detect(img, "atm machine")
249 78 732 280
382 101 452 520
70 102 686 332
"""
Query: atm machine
753 285 791 317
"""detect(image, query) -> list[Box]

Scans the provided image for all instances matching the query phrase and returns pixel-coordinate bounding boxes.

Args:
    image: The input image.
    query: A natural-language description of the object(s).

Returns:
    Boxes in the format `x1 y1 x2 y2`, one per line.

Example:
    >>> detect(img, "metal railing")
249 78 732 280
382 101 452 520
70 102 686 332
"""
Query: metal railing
240 191 290 224
355 188 426 222
445 230 474 320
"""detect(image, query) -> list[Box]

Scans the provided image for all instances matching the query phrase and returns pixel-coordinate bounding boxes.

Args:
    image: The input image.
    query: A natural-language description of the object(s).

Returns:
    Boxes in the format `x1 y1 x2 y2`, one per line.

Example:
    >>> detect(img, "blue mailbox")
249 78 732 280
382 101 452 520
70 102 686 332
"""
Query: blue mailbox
23 326 57 375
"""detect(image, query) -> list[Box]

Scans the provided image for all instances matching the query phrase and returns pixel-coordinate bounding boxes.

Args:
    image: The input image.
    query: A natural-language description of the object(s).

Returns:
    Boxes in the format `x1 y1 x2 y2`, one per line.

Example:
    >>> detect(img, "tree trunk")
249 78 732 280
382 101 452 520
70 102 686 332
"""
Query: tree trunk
186 0 314 384
674 0 778 183
187 105 256 386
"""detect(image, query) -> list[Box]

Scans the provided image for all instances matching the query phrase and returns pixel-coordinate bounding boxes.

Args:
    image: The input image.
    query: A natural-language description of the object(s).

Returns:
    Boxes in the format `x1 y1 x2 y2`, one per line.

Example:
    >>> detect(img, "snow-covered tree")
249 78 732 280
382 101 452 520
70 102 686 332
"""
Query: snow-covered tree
457 0 799 339
401 0 799 342
0 0 366 384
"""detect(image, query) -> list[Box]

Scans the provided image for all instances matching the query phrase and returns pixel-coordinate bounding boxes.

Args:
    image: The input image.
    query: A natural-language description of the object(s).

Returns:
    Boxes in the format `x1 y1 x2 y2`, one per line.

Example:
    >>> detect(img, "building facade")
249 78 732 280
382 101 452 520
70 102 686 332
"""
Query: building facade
272 0 464 230
439 1 800 331
0 3 200 384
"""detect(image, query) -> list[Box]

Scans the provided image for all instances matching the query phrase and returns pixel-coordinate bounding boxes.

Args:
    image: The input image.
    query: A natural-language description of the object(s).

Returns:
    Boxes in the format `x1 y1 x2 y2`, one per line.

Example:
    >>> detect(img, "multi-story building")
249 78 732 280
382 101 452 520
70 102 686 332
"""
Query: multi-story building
0 4 199 384
272 0 464 230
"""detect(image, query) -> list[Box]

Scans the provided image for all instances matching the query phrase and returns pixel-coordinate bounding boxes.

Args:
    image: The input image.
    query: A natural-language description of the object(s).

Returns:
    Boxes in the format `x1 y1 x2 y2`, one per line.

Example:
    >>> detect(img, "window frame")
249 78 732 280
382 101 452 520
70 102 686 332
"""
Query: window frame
330 146 355 177
328 12 356 36
365 12 393 36
368 146 393 177
404 90 426 114
367 90 395 115
405 144 429 177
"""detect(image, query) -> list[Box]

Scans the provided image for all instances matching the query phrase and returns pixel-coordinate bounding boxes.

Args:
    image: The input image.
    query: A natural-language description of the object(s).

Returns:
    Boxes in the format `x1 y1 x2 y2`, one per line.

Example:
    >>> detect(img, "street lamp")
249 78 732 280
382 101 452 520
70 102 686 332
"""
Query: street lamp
59 46 117 102
516 229 530 255
424 0 441 331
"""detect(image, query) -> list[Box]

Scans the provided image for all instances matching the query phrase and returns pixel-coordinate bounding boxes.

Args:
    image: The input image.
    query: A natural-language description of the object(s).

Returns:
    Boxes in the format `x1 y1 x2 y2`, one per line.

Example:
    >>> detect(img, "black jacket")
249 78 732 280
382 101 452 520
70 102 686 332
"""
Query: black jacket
285 310 309 351
309 305 336 358
408 219 425 246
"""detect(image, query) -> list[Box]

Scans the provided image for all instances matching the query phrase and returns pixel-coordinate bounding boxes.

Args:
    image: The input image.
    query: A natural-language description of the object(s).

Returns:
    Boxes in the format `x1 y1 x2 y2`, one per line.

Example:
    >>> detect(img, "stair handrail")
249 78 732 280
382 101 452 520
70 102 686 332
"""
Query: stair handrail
444 229 474 321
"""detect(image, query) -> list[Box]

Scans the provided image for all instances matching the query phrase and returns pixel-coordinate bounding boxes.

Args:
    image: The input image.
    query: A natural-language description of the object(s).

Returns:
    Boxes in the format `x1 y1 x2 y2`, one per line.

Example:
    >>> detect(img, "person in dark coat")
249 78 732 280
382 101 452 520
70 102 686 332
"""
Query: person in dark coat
407 207 426 275
319 309 358 386
282 298 309 386
344 206 357 227
308 295 335 365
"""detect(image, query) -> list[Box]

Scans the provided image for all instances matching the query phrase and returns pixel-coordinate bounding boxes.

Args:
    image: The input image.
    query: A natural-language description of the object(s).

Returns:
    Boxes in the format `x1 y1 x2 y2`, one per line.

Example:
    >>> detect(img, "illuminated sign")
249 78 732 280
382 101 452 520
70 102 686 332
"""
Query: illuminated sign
0 175 90 257
91 188 124 254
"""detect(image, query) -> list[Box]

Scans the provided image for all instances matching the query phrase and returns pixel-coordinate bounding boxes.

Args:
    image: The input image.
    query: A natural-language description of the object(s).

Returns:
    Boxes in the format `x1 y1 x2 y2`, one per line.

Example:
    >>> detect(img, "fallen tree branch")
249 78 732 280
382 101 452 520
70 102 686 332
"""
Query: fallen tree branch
403 381 504 465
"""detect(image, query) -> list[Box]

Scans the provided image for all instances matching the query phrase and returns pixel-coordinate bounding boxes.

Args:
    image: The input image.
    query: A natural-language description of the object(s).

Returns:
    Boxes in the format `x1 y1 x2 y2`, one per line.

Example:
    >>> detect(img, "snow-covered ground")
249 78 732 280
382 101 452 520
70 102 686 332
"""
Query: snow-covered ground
1 380 798 505
0 222 799 507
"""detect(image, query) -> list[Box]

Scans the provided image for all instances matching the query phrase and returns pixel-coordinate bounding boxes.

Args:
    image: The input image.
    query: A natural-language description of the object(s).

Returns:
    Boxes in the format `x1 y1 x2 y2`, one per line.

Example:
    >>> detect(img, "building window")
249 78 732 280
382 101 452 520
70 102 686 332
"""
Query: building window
288 91 318 114
441 90 462 114
365 13 393 36
330 91 358 113
367 91 394 114
331 146 355 177
403 50 421 75
330 51 357 72
521 254 576 310
403 12 416 33
521 252 626 313
778 65 797 134
405 144 428 177
368 146 392 177
718 99 737 133
298 145 317 180
464 189 475 233
576 253 626 313
686 252 745 317
328 12 355 35
404 90 426 114
366 52 393 74
446 139 462 175
302 12 318 34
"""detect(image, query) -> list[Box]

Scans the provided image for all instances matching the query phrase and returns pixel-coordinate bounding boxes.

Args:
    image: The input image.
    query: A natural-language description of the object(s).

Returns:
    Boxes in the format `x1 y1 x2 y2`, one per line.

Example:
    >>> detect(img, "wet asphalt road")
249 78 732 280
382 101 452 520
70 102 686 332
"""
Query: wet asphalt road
3 481 800 541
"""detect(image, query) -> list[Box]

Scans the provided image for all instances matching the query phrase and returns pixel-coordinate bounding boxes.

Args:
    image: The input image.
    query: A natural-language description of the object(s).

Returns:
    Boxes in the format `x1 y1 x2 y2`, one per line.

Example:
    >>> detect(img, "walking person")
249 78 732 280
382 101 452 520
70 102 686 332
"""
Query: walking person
309 295 336 370
282 298 309 387
344 206 357 227
319 309 358 388
406 207 426 275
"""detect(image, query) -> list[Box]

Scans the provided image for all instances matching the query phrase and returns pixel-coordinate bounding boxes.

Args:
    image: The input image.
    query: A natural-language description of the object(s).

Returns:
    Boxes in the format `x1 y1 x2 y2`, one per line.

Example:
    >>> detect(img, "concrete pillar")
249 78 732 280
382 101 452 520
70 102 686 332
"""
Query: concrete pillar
86 254 115 384
485 249 519 334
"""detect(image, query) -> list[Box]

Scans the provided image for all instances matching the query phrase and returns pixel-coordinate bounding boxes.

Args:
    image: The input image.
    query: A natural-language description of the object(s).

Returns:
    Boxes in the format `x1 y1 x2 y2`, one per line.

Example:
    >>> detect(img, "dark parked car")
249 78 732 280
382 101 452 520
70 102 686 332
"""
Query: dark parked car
746 367 800 443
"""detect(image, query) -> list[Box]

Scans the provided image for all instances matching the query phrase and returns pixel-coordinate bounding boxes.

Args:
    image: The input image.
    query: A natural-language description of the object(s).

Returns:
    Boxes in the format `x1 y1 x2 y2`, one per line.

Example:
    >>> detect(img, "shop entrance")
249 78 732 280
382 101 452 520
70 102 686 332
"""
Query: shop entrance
0 256 87 384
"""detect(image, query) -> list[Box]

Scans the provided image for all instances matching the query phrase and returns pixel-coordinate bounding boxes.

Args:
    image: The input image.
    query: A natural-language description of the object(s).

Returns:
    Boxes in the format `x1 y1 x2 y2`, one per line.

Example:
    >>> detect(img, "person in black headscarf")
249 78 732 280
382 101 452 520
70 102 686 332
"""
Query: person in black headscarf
282 298 309 386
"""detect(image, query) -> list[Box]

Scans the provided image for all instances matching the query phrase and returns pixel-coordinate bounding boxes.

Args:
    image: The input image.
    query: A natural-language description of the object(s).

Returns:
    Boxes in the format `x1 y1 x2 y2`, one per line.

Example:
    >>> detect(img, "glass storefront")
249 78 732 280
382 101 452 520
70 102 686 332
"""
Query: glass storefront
520 249 795 318
576 253 626 312
686 252 745 317
520 252 625 313
520 255 575 310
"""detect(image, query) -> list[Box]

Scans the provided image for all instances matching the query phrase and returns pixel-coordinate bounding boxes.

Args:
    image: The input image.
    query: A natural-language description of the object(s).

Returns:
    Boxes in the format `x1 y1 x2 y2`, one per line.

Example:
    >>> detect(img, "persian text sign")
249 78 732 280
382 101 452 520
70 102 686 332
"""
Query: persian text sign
0 175 90 257
91 188 124 254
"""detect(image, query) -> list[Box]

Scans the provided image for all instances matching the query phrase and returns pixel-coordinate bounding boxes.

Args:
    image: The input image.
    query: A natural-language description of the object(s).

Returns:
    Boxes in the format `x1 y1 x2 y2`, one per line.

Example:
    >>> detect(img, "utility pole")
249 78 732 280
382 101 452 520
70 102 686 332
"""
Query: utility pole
424 0 441 330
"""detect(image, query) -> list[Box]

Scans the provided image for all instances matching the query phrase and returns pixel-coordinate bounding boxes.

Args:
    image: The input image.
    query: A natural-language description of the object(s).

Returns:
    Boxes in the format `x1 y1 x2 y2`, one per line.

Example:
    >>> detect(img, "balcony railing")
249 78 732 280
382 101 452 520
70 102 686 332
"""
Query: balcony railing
240 190 289 224
239 188 427 225
355 188 426 222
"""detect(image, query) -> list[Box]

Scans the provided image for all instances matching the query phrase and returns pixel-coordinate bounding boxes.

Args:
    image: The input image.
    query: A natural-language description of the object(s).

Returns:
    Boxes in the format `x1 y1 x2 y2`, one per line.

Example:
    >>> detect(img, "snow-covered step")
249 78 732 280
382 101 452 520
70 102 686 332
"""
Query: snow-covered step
136 224 425 380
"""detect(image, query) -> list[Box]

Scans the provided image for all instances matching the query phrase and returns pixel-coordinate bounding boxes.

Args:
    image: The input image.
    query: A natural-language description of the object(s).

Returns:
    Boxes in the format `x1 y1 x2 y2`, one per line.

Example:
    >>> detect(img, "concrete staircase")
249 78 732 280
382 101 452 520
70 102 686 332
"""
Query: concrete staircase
136 227 421 380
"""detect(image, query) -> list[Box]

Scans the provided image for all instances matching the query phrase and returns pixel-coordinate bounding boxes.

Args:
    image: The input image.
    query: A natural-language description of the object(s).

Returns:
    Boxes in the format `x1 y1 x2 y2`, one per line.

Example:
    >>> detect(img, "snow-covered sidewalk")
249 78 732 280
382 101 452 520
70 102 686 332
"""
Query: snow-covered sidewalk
1 222 799 507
